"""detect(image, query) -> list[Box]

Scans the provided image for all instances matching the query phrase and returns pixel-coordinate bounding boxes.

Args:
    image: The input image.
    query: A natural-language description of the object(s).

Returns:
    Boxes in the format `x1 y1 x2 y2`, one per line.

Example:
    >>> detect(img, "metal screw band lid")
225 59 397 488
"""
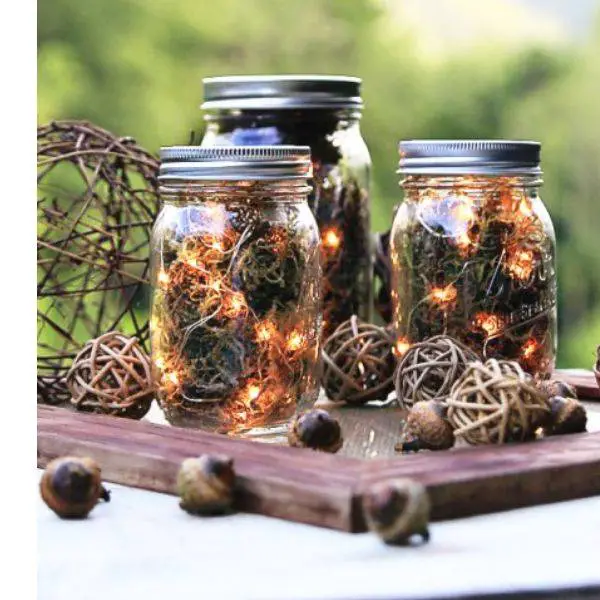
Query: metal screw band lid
398 140 542 175
159 145 312 181
202 75 363 110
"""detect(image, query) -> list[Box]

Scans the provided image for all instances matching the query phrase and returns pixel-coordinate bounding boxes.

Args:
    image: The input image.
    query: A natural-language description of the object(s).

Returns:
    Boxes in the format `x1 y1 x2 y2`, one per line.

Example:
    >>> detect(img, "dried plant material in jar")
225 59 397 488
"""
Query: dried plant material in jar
151 147 321 435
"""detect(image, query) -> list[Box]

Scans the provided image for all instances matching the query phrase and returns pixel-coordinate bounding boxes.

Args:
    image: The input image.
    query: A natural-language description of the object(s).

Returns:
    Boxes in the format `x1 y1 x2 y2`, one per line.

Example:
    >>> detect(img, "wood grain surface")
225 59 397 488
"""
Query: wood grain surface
38 369 600 533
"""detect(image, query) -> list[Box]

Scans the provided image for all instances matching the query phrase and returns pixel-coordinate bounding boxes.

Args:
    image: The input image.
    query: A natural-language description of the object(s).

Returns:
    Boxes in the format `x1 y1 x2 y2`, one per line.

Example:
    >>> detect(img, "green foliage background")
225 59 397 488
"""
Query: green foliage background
38 0 600 368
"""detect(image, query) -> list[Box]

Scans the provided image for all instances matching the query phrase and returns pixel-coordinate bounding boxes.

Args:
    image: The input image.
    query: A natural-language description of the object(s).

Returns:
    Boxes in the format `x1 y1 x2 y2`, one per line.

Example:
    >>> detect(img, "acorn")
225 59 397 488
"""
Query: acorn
362 478 431 545
288 409 343 453
40 456 110 519
536 378 578 401
177 455 236 515
397 400 454 453
543 396 587 436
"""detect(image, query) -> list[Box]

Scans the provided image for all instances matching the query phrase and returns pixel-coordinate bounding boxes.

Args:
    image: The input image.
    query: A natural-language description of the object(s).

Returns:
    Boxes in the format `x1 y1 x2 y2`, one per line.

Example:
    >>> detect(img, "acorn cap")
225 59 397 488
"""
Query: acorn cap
402 401 454 452
177 455 236 515
288 409 343 453
536 379 578 400
40 456 107 519
544 396 587 436
362 478 430 545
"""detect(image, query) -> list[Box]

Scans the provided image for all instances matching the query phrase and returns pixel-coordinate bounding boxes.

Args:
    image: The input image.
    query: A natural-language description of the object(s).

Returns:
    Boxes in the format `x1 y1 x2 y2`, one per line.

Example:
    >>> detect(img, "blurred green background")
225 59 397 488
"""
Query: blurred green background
38 0 600 368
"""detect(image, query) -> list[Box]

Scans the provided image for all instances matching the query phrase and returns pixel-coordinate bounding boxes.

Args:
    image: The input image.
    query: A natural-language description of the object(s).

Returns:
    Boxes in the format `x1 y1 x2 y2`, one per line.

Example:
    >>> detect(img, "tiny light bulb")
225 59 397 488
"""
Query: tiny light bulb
167 372 179 385
475 312 503 337
430 284 457 307
394 338 411 357
256 321 275 342
286 330 305 352
247 384 261 401
522 339 538 359
158 270 170 285
323 228 341 250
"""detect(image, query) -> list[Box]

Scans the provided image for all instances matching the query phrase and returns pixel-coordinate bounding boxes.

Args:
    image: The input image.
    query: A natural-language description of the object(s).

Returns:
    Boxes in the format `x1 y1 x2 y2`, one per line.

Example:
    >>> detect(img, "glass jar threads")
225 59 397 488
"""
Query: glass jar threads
151 146 321 435
390 141 557 377
198 75 372 337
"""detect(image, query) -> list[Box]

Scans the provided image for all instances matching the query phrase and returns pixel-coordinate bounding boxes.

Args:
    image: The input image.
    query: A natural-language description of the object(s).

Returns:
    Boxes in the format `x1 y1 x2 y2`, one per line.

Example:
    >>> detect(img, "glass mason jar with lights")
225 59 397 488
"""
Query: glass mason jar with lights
151 146 321 435
390 141 557 377
197 75 372 338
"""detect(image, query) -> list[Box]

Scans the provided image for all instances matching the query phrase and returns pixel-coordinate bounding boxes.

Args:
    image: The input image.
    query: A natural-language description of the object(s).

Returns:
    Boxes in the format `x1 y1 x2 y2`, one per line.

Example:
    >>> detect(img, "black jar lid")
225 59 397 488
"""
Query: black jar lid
398 140 541 176
159 145 312 181
202 75 363 110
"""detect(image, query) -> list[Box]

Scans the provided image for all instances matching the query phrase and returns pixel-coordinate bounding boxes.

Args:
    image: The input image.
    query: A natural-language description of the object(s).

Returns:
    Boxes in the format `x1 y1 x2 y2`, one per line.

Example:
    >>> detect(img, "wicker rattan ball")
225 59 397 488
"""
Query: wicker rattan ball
37 120 159 405
446 359 550 445
395 335 479 409
66 331 154 419
321 315 396 405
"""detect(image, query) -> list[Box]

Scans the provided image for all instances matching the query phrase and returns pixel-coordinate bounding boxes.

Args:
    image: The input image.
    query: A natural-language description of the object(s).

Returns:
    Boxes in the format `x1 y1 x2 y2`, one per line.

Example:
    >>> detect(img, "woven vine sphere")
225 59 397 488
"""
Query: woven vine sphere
395 335 479 409
321 315 396 404
446 359 550 445
37 121 159 405
66 331 154 419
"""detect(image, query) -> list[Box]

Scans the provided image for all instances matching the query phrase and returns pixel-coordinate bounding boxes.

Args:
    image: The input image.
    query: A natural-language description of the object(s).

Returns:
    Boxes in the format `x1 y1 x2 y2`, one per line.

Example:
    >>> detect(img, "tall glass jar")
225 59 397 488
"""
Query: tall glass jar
197 75 372 337
390 141 557 378
151 146 321 436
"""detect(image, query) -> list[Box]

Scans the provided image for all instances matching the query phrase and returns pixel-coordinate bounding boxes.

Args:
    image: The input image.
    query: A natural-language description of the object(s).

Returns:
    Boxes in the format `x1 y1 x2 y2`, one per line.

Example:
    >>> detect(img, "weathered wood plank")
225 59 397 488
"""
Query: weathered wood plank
357 431 600 521
555 368 599 399
38 405 600 532
38 406 362 531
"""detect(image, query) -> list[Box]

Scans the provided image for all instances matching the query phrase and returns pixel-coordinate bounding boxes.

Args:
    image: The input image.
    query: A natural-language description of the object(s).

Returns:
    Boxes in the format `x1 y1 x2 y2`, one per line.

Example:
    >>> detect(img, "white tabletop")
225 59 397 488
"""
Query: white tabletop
37 469 600 600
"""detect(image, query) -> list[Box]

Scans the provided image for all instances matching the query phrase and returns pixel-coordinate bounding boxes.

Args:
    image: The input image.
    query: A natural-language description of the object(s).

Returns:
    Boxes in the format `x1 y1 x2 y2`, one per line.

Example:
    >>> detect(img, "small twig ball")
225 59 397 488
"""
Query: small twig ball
40 456 110 519
288 409 343 453
543 397 587 436
447 359 550 445
362 479 431 545
67 331 154 419
397 401 454 453
395 335 479 409
321 315 396 405
177 455 236 515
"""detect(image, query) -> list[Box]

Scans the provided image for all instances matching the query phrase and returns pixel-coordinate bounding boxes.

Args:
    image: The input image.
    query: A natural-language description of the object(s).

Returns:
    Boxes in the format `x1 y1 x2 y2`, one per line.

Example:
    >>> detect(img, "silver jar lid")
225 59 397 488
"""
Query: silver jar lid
159 146 312 181
398 140 541 175
201 75 363 110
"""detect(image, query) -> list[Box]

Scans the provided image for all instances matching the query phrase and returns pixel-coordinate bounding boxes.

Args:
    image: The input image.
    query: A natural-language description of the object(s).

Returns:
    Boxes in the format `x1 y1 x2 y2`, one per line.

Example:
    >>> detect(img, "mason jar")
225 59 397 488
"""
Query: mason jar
197 75 372 337
151 146 321 435
390 141 557 378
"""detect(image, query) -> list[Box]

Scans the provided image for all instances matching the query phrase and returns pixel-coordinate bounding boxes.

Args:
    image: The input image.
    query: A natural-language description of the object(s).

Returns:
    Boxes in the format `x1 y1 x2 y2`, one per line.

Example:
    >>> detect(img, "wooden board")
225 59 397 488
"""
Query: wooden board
38 371 600 532
555 368 600 399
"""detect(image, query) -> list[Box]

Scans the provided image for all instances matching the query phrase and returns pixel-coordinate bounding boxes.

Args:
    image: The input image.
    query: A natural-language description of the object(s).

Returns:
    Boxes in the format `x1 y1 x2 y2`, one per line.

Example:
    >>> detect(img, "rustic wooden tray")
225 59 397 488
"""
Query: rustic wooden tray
37 369 600 532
